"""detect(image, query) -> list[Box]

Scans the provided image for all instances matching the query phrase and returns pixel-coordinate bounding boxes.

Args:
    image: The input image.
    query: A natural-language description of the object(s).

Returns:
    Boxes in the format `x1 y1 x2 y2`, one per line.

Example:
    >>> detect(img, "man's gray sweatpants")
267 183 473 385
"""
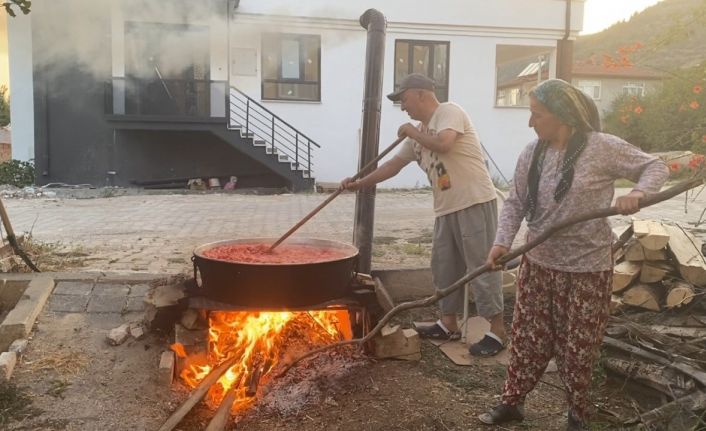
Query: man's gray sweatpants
431 200 503 318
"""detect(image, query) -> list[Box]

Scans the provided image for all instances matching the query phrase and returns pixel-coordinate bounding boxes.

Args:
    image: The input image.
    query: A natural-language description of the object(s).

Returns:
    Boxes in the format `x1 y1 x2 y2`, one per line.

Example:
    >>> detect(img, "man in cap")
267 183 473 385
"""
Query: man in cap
341 73 506 356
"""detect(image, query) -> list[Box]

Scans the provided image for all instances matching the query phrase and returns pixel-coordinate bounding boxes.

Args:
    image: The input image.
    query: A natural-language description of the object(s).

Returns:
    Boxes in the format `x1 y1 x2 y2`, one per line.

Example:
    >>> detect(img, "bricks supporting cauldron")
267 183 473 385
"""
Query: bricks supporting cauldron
353 8 387 274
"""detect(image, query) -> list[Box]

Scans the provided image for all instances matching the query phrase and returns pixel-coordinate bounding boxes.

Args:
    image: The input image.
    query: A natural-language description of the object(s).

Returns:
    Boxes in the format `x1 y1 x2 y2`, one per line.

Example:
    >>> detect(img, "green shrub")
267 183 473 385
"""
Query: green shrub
0 159 35 187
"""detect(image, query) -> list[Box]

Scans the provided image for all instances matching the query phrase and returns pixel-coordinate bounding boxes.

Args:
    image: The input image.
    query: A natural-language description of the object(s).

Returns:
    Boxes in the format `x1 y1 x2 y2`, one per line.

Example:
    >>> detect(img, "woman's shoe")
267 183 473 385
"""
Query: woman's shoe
478 404 525 425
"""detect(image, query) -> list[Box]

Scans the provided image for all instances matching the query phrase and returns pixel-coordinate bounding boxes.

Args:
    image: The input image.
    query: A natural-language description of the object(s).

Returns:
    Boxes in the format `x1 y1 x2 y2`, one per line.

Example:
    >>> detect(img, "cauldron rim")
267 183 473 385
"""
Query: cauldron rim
193 237 359 267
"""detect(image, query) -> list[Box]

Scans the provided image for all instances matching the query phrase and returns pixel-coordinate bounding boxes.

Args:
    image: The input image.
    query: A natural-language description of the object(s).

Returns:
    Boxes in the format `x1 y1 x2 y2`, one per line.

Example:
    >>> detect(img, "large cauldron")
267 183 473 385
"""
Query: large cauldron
192 238 359 308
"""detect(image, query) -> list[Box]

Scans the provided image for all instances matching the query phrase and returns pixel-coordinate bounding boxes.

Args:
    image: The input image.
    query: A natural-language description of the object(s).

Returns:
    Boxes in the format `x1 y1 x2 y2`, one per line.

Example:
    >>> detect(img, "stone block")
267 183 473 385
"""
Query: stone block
92 283 130 296
174 324 207 348
8 338 28 355
129 323 145 340
125 296 145 313
180 309 201 330
107 324 130 346
0 277 55 352
87 295 126 313
53 281 94 296
159 350 175 385
47 294 90 313
0 351 17 380
128 284 150 297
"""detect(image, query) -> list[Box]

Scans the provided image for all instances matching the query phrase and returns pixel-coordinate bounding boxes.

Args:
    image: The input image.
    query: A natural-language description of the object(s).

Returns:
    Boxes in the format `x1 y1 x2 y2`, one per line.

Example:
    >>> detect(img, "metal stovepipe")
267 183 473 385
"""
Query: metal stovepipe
354 9 387 274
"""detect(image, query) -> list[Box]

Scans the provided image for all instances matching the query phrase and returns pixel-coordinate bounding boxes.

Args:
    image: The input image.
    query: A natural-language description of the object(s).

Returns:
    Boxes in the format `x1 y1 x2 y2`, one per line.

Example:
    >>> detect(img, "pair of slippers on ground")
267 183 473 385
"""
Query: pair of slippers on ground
415 320 505 357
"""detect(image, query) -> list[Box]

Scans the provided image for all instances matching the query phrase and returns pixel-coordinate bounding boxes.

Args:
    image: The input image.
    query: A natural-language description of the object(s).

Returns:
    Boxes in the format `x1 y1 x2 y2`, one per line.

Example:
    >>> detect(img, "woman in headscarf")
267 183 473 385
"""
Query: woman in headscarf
478 79 669 430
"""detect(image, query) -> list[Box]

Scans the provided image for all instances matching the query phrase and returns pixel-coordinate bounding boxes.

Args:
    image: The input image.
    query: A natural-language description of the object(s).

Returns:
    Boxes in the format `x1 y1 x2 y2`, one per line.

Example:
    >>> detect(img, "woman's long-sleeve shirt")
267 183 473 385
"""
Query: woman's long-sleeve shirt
495 132 669 272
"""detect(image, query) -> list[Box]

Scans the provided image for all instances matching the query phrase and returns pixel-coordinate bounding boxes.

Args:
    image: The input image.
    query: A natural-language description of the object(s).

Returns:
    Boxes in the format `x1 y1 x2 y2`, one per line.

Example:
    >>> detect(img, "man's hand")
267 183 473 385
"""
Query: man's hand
397 123 419 140
486 245 509 271
340 177 362 191
615 190 645 215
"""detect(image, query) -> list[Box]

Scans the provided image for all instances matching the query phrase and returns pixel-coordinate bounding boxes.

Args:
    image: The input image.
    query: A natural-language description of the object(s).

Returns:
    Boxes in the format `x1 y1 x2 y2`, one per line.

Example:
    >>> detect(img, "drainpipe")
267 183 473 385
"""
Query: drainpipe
556 0 574 82
353 9 386 274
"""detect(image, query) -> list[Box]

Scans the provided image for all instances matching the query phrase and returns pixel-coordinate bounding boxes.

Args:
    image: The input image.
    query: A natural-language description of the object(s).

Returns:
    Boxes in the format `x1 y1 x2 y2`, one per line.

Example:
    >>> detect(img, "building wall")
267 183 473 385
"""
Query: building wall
222 0 581 187
7 12 33 162
573 76 663 118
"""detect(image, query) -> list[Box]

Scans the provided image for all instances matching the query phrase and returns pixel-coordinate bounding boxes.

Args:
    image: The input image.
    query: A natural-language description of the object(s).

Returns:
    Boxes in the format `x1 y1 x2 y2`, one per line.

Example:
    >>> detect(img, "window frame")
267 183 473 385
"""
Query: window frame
623 81 646 97
261 33 321 102
577 79 602 100
393 39 450 103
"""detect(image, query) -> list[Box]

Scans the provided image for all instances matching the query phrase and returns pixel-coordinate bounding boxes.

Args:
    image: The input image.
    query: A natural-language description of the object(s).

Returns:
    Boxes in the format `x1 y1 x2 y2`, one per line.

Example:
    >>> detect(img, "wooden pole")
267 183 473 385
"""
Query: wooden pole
0 196 39 272
268 135 405 252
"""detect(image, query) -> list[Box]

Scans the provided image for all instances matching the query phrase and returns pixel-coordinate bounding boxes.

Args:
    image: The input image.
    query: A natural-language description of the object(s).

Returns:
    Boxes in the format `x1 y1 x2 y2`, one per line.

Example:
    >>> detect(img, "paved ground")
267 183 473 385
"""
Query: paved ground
3 186 706 274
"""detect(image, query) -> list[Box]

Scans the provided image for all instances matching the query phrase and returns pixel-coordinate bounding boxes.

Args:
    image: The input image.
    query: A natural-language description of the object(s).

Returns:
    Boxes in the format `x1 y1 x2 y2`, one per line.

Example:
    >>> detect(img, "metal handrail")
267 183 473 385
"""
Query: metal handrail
228 86 320 173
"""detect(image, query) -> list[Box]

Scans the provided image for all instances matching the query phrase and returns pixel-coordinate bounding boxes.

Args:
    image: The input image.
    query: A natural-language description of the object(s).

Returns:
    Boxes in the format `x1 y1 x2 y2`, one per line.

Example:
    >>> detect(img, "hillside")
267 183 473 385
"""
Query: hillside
575 0 706 72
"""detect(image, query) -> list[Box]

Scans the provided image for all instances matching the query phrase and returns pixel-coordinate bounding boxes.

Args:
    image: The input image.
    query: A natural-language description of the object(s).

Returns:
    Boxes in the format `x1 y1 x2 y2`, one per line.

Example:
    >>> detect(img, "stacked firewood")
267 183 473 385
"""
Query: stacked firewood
611 219 705 313
603 219 706 428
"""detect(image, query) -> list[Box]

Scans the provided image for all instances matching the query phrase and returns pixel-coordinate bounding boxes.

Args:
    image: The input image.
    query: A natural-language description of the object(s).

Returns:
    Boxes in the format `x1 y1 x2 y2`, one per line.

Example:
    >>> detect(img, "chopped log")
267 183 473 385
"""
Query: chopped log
664 224 706 286
372 325 421 360
602 357 694 397
624 239 645 261
665 281 696 309
613 261 641 293
648 325 706 339
645 248 668 261
635 391 706 428
639 262 672 283
633 220 670 250
612 224 634 261
621 283 662 311
157 356 239 431
603 336 706 386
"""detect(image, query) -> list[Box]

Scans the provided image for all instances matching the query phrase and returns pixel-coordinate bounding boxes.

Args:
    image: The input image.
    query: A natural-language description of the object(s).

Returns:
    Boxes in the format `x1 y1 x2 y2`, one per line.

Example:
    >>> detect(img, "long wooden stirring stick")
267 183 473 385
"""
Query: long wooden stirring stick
268 135 407 252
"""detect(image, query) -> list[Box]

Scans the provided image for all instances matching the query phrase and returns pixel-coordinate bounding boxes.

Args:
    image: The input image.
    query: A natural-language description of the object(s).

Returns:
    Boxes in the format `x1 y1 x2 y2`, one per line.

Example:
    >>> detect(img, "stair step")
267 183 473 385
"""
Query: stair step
252 140 266 147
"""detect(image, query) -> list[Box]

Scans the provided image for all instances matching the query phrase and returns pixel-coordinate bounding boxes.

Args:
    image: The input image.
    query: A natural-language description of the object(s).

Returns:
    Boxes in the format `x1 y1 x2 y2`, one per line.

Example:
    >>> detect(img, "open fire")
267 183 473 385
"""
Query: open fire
171 309 353 412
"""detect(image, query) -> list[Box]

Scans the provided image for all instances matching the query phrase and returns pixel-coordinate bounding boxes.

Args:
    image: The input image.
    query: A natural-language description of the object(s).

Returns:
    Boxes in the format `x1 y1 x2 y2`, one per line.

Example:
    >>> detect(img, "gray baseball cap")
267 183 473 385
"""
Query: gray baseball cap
387 73 435 101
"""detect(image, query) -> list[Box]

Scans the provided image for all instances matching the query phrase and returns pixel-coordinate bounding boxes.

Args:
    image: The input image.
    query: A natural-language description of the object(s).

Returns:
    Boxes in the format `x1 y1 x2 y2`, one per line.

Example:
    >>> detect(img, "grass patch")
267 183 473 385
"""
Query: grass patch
0 381 40 426
401 242 426 255
4 235 90 272
407 230 433 244
372 236 398 245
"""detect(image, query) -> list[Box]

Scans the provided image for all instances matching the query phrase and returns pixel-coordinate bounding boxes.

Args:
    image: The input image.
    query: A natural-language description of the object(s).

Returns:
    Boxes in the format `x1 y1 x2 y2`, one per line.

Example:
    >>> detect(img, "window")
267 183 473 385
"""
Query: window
261 33 320 102
394 40 449 102
124 22 210 116
495 45 552 107
623 81 645 97
577 80 601 100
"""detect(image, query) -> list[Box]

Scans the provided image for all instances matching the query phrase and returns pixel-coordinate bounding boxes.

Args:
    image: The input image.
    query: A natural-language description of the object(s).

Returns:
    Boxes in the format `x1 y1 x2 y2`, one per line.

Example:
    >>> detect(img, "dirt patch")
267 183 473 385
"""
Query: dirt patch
5 299 634 431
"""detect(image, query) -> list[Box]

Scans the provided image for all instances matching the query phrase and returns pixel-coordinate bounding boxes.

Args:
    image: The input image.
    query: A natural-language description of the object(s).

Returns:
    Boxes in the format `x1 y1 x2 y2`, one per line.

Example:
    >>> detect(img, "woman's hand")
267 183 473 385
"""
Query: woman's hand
615 190 645 215
340 177 362 191
486 245 509 271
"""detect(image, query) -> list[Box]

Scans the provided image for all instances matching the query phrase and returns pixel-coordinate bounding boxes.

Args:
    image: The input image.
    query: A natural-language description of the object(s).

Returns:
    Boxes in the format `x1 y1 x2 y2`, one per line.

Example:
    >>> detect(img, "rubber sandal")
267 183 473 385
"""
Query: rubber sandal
414 321 460 341
469 333 505 357
478 404 525 425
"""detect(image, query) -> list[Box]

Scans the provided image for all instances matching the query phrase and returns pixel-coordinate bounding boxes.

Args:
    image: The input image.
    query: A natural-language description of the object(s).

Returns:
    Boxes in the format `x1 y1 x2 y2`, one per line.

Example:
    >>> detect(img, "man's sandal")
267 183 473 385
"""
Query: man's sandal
414 320 461 341
478 404 525 425
469 333 505 357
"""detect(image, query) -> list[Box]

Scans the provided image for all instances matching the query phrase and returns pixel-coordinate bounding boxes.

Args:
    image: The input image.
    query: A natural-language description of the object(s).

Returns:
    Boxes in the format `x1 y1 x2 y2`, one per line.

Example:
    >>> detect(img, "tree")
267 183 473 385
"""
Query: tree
3 0 30 17
603 64 706 155
0 86 9 127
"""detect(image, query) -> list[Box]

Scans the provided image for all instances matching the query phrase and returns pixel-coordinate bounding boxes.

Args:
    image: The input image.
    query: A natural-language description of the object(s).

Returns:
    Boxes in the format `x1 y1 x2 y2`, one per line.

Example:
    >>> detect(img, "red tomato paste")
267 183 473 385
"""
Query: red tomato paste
203 243 350 264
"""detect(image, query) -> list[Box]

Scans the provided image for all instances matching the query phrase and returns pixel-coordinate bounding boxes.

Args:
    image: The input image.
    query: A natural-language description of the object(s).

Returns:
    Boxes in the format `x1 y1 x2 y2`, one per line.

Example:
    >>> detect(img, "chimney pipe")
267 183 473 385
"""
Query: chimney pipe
556 0 574 81
354 9 387 274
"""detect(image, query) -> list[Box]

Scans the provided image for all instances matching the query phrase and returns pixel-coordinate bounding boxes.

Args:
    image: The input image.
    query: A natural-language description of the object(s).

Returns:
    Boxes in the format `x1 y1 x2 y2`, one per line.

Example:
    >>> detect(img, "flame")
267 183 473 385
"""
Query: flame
179 309 352 411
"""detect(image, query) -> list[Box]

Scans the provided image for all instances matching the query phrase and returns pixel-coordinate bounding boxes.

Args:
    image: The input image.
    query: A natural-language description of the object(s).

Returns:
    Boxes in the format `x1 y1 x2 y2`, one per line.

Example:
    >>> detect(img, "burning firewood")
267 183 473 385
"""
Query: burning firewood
157 355 239 431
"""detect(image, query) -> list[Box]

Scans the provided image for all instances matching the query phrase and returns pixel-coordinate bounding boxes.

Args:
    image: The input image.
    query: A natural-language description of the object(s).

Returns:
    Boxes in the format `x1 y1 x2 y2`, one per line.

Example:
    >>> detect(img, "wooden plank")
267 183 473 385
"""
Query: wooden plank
664 224 706 286
622 283 662 311
633 220 670 250
613 261 641 292
648 325 706 339
373 277 394 313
